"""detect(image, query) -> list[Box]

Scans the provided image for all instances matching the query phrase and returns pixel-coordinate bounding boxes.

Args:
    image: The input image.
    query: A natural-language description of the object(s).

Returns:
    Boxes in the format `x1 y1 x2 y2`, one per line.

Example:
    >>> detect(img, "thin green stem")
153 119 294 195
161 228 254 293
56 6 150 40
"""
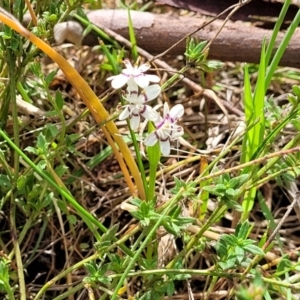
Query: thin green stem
58 7 74 23
194 146 300 186
73 13 119 48
110 189 184 300
35 225 141 300
106 268 300 290
52 282 85 300
0 130 134 257
10 197 26 300
254 133 300 182
160 65 190 92
8 212 34 260
122 228 146 268
265 0 291 66
7 48 19 177
166 204 228 269
246 165 300 190
23 217 48 268
33 252 99 300
7 44 25 300
265 7 300 89
16 81 31 103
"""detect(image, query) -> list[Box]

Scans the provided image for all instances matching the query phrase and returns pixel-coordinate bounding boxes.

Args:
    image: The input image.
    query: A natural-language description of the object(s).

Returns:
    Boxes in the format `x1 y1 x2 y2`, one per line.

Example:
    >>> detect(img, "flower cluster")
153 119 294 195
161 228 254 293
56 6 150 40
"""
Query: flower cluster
107 59 184 156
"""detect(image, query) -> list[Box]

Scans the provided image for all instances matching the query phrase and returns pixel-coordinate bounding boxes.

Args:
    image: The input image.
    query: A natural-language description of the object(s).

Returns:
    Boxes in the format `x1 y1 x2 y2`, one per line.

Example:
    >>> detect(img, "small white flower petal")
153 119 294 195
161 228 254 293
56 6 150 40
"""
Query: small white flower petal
154 115 163 126
111 75 130 89
160 140 171 156
130 115 141 130
106 75 116 81
163 102 170 117
134 74 150 88
142 106 159 121
125 88 139 104
138 63 151 73
123 59 134 72
107 60 160 90
170 104 184 119
142 84 161 101
170 126 184 139
119 107 130 120
144 132 158 146
145 74 160 83
126 78 139 90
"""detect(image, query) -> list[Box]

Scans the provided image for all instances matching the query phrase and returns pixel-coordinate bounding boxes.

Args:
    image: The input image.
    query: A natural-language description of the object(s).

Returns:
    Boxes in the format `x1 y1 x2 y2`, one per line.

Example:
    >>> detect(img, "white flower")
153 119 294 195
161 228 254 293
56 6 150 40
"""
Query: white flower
119 80 161 130
144 102 184 156
107 59 160 89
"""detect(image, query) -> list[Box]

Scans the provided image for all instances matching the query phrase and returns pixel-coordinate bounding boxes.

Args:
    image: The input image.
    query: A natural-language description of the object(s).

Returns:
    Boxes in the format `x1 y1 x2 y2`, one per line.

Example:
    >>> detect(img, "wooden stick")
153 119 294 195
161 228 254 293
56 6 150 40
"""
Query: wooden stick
82 9 300 68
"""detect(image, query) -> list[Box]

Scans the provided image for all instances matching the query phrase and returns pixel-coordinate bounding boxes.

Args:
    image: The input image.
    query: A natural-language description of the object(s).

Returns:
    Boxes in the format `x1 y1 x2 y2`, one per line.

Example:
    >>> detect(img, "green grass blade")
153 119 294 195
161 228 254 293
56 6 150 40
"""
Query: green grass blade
73 12 120 49
265 0 291 66
242 40 266 220
265 8 300 90
241 64 253 163
127 9 138 61
146 122 161 201
252 39 266 157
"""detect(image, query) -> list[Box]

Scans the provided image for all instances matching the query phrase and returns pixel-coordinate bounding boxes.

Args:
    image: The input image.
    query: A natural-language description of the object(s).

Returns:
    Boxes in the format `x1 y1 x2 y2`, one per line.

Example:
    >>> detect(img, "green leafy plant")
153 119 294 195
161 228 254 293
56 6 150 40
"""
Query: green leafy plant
215 221 264 270
185 38 224 72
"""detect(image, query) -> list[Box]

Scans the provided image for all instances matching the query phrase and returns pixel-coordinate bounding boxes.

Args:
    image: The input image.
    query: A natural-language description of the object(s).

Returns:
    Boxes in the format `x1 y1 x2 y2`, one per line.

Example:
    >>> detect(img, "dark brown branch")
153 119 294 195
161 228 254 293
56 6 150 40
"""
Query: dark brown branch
155 0 298 24
82 9 300 68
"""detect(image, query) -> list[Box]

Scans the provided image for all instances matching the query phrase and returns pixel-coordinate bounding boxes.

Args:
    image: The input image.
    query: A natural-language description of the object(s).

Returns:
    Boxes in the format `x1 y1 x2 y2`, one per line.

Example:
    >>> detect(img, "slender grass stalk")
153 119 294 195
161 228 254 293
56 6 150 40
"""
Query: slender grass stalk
0 9 146 199
241 64 252 164
6 45 26 299
160 65 190 91
0 130 136 260
146 122 161 201
196 146 300 186
73 13 119 48
52 282 85 300
264 0 291 66
23 217 48 268
241 41 266 221
127 9 138 61
16 81 31 103
35 223 142 300
110 188 184 300
10 199 26 300
7 49 19 175
265 7 300 90
33 253 99 300
166 204 228 269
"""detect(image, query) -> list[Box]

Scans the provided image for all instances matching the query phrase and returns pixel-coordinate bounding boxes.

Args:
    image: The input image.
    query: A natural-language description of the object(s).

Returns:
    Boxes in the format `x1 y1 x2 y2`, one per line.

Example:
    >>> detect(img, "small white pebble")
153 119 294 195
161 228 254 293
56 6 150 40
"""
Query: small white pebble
53 21 83 46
